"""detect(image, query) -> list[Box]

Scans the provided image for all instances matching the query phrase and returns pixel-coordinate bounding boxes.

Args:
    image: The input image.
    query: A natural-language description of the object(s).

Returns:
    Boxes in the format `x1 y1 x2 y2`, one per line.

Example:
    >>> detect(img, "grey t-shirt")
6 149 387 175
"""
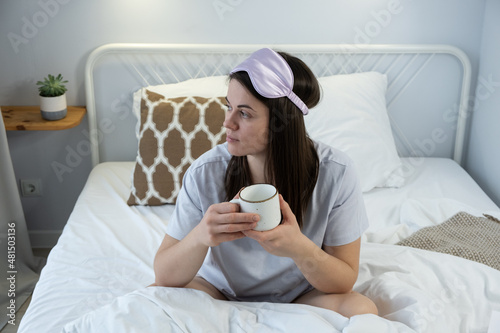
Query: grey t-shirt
166 141 368 302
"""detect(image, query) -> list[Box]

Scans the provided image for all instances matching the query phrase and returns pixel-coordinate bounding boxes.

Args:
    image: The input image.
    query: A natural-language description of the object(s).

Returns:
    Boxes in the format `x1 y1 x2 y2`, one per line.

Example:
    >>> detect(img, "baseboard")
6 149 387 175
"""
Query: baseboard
29 230 62 248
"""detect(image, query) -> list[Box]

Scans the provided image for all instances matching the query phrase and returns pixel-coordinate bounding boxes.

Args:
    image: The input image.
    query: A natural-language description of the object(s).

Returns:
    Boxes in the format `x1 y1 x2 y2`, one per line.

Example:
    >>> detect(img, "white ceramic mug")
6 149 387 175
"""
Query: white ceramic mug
230 184 281 231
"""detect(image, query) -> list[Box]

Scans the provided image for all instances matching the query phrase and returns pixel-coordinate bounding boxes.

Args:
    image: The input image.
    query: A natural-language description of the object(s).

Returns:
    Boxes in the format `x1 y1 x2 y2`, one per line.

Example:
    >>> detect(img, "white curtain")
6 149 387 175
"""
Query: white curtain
0 109 44 329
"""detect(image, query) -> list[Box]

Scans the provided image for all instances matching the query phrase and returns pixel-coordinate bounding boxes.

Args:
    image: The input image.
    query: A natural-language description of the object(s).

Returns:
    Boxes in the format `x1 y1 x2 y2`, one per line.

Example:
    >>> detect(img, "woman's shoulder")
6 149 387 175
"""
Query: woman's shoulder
312 140 362 193
312 139 353 168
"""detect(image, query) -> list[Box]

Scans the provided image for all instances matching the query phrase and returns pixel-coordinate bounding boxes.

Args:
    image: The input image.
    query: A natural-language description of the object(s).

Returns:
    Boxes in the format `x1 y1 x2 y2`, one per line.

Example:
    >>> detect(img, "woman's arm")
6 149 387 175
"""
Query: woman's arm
243 195 360 294
154 202 260 287
153 232 207 287
292 238 360 294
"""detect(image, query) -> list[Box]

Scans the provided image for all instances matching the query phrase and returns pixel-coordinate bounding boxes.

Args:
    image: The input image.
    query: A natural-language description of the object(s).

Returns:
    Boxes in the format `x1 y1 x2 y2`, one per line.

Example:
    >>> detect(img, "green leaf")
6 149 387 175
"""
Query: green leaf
36 73 68 97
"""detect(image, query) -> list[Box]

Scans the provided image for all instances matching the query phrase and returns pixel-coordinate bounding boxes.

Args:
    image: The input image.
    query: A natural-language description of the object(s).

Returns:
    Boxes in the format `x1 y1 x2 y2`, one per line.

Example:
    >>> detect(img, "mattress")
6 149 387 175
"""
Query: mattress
18 158 500 333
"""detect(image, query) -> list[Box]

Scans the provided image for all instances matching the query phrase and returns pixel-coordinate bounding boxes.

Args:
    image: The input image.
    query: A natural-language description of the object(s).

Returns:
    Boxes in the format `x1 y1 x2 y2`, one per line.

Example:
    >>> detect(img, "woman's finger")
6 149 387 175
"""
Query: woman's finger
279 195 293 221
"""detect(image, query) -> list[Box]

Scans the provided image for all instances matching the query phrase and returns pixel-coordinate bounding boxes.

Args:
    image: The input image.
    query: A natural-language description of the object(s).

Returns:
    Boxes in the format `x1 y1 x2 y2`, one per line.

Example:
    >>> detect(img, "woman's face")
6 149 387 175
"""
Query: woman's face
224 79 269 160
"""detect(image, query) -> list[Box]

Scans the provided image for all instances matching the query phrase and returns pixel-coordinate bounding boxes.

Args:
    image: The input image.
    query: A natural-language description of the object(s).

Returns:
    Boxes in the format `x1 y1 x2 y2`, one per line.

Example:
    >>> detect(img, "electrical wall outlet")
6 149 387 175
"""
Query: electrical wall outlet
20 179 42 197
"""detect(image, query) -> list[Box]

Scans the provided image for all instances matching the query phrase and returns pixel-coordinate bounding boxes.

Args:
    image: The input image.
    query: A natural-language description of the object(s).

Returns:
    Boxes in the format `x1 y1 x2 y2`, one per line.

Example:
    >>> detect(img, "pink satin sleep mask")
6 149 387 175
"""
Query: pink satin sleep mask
230 48 309 115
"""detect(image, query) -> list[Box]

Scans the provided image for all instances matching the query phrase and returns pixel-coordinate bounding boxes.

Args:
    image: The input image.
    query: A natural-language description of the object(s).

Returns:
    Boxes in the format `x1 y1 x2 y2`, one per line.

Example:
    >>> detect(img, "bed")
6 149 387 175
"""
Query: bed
18 44 500 332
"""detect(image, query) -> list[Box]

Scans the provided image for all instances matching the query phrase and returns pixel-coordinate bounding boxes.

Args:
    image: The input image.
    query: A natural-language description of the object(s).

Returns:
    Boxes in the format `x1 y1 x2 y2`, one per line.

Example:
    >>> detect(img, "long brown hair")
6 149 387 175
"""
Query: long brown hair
224 51 321 228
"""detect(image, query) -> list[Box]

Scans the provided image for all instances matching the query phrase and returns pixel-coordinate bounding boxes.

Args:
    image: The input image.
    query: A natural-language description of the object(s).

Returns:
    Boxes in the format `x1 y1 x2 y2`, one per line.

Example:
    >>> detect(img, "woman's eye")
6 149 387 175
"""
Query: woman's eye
225 104 250 119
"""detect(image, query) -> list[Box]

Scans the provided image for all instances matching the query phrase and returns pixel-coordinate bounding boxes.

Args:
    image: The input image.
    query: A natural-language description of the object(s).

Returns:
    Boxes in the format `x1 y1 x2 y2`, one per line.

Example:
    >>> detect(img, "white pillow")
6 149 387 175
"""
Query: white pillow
305 72 404 192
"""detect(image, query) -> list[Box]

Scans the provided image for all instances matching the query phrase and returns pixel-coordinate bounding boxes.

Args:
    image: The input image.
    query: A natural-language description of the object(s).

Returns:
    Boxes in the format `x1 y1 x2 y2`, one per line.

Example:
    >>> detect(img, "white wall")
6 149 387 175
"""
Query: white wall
465 0 500 205
0 0 493 246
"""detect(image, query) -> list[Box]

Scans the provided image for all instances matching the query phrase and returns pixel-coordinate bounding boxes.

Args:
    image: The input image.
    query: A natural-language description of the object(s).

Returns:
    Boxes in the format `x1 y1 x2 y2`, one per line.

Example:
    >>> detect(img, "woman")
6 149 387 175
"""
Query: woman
153 48 378 317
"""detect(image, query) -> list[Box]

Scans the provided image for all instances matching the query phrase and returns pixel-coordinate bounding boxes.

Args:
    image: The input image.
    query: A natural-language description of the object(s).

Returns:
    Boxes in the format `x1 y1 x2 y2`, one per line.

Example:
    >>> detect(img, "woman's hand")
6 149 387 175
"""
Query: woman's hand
154 199 258 287
243 195 361 294
243 195 309 258
194 201 260 248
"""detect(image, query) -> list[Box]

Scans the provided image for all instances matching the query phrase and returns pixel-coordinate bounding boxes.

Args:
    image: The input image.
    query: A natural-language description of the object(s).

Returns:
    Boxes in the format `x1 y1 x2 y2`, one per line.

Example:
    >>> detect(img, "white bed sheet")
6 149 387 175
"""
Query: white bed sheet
18 159 500 333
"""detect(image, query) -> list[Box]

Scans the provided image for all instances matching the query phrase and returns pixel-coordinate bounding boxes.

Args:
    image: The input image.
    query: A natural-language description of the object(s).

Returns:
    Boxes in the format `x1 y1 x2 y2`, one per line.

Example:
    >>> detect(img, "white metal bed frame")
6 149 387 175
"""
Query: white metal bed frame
84 43 471 168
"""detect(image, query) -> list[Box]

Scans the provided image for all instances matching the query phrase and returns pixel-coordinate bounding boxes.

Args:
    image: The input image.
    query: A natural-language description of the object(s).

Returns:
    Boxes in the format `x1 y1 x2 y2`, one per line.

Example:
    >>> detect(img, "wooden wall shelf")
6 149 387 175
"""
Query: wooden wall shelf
1 106 86 131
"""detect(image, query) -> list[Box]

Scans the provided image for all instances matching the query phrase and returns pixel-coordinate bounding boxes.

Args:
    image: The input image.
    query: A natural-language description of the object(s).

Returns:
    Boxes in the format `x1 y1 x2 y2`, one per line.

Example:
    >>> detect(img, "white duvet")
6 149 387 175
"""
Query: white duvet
19 159 500 333
61 242 500 333
62 287 409 333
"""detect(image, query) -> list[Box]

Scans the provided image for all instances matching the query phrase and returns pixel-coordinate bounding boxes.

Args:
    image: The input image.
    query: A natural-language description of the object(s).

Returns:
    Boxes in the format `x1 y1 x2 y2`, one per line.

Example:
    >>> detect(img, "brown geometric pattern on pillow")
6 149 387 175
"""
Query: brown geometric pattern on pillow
127 90 226 205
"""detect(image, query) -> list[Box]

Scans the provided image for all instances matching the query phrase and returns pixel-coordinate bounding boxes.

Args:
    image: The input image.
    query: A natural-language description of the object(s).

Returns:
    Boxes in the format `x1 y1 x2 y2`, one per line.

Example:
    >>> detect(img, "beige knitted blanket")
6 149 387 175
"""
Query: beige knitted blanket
396 211 500 270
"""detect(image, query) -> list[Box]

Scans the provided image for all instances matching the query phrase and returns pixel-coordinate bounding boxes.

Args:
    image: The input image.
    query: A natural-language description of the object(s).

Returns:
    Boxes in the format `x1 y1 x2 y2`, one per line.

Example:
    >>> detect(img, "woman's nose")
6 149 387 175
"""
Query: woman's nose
223 110 237 130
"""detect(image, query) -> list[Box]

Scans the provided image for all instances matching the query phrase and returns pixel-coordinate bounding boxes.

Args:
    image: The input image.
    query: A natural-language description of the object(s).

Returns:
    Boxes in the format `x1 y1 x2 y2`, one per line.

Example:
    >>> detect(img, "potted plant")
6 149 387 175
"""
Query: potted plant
37 74 68 120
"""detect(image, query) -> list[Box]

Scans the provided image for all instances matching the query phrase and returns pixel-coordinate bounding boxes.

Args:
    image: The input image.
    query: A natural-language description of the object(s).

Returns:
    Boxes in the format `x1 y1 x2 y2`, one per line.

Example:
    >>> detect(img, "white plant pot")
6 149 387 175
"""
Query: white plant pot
40 93 67 120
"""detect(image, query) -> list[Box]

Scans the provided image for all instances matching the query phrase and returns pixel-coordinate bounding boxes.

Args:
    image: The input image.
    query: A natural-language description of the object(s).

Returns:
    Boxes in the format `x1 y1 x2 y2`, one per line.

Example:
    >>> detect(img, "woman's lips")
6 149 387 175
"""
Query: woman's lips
226 135 238 143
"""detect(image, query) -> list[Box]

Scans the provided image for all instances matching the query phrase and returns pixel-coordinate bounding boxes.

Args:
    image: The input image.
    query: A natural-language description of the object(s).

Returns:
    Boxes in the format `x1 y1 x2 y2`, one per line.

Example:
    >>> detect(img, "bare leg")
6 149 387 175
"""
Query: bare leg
148 277 227 300
184 276 228 300
293 289 378 318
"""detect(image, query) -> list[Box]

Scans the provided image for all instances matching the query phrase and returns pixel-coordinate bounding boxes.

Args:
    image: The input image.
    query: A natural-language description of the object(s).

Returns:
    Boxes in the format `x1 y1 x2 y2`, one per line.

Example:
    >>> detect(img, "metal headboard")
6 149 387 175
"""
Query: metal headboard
85 44 471 167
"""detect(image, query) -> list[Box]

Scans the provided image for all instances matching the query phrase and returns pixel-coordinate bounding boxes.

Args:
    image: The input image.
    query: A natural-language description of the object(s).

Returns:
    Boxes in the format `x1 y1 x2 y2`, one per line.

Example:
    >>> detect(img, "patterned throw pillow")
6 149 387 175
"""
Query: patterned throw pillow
127 89 226 205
